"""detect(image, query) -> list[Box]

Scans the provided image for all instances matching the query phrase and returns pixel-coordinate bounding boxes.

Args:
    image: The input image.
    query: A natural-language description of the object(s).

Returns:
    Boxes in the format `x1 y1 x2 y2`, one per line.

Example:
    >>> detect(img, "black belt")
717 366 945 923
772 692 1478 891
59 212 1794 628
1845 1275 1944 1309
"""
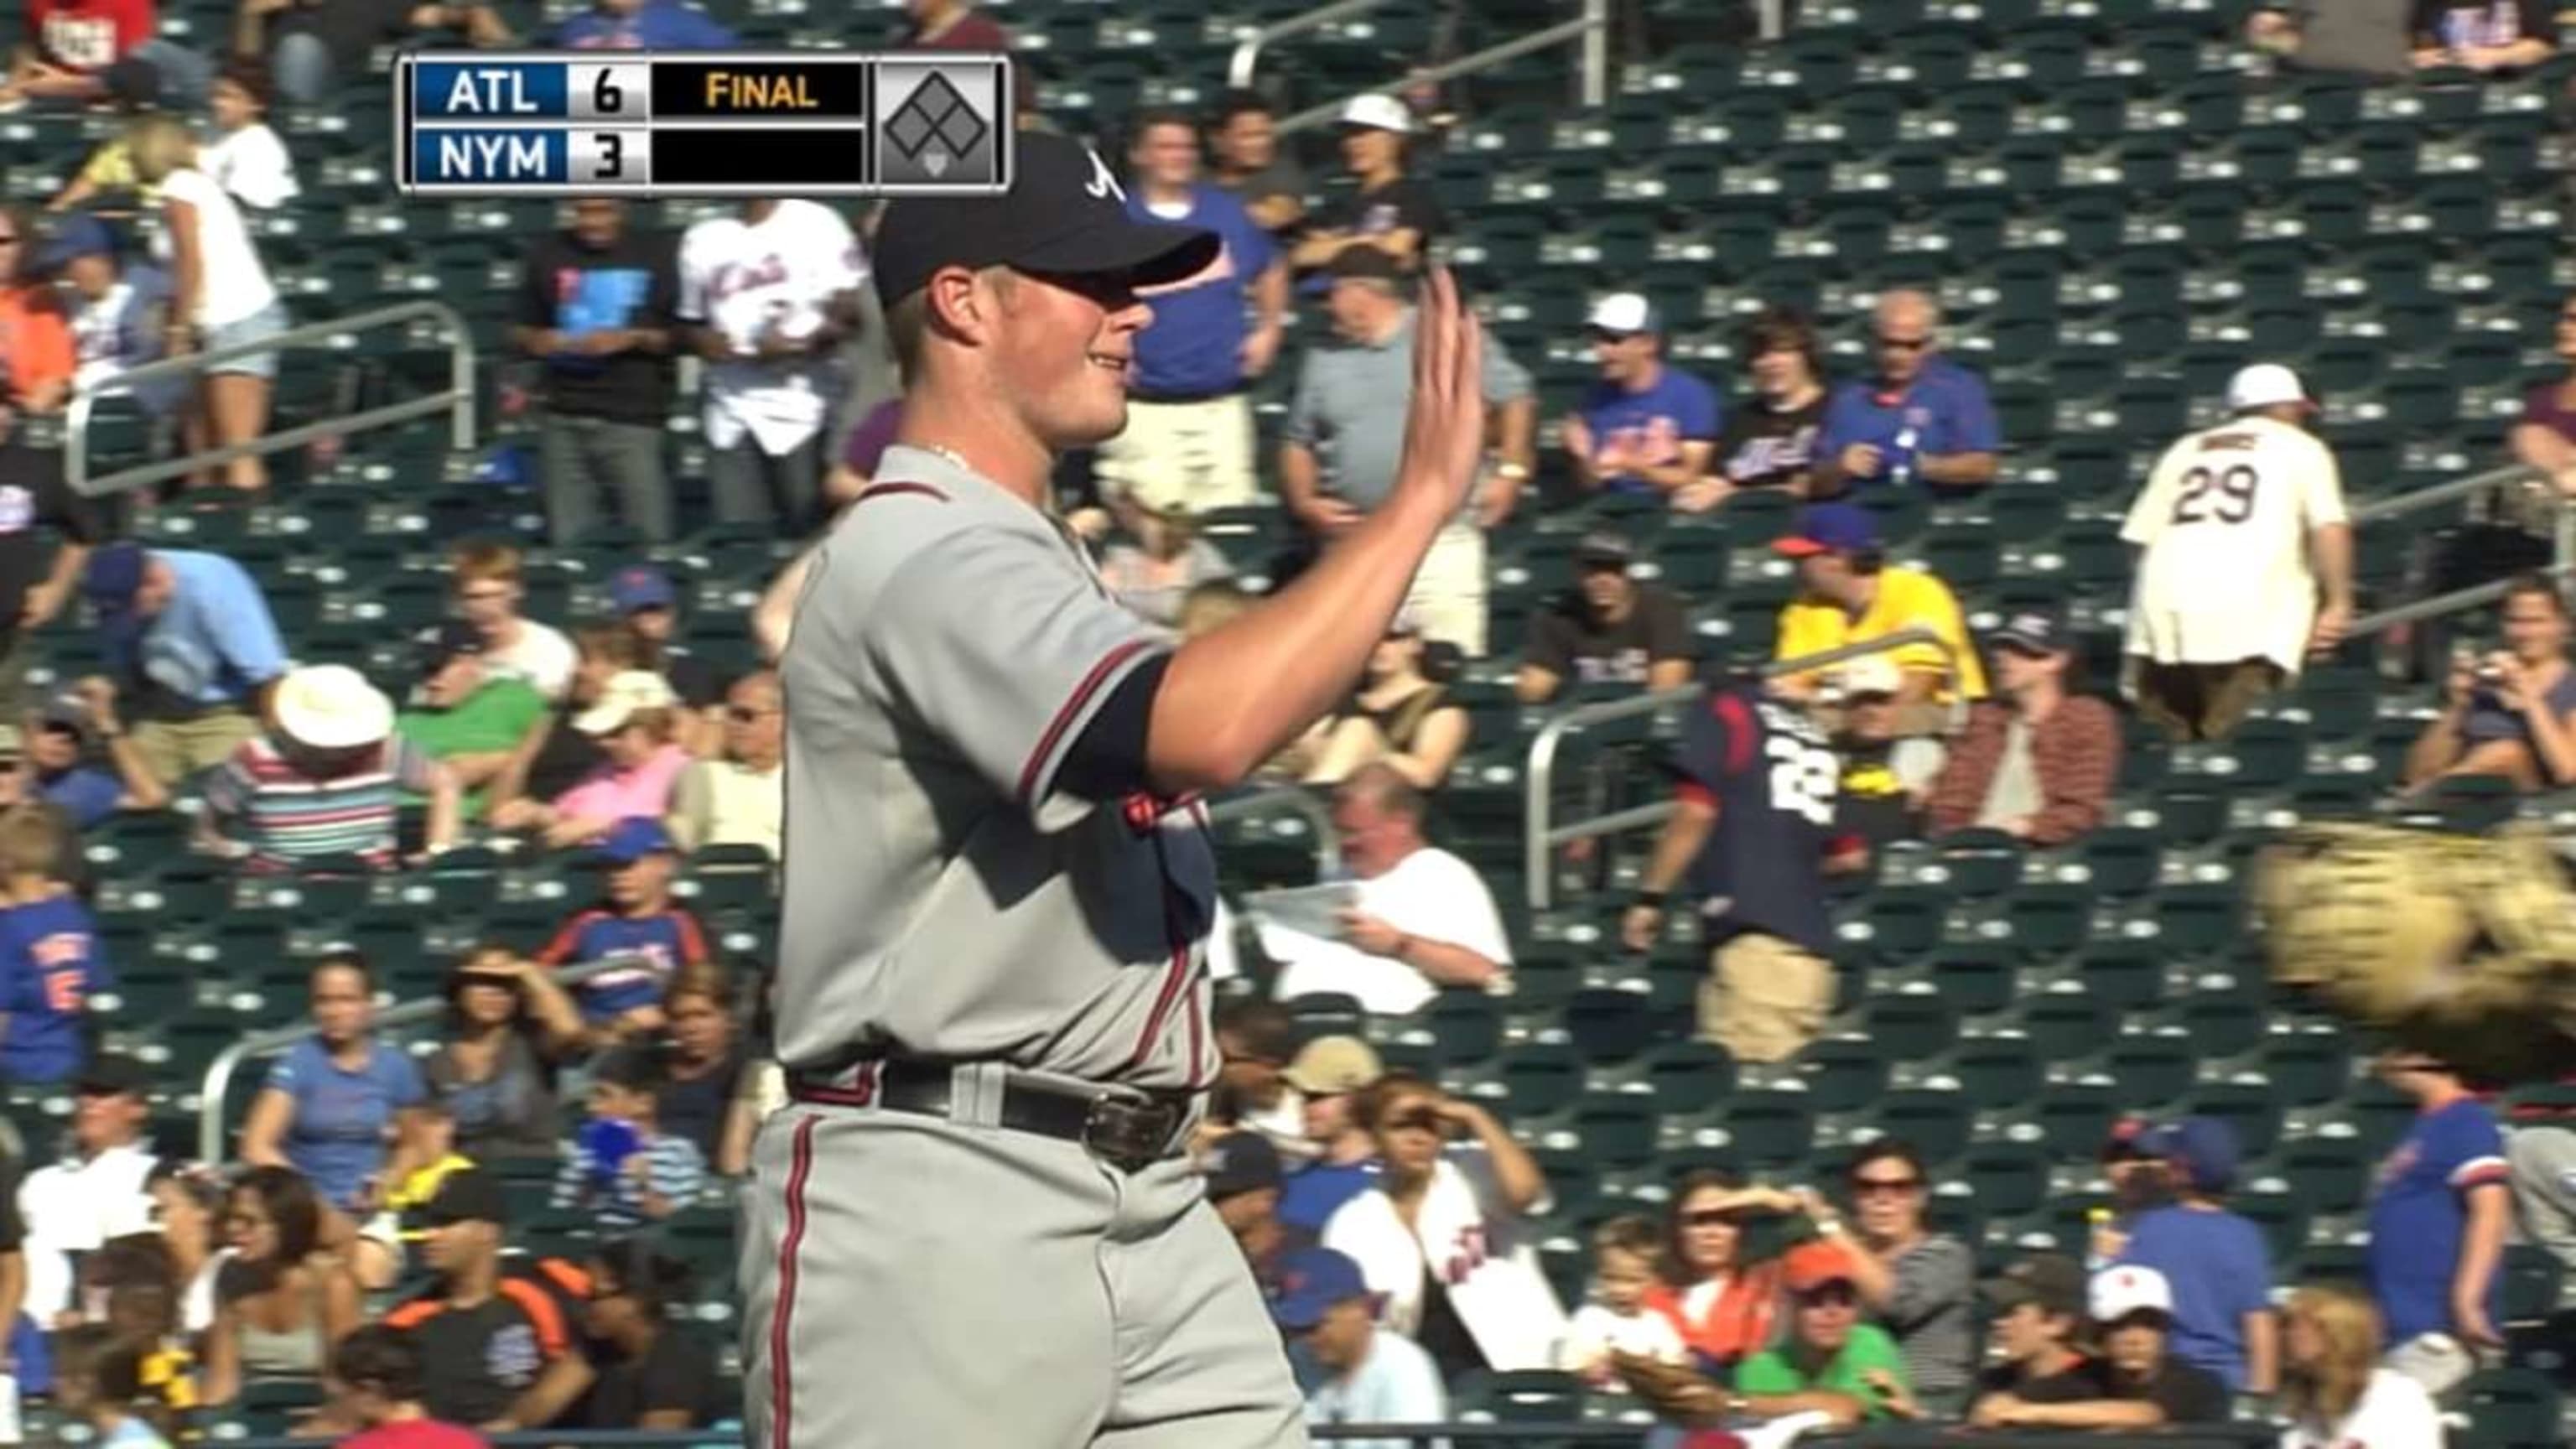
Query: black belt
787 1058 1189 1173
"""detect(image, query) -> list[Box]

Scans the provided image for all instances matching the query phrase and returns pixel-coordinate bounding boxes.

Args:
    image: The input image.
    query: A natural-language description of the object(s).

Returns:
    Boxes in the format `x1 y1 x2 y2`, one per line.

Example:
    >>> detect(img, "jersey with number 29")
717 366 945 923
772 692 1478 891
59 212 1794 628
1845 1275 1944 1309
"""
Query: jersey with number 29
1673 687 1839 955
2121 414 2349 675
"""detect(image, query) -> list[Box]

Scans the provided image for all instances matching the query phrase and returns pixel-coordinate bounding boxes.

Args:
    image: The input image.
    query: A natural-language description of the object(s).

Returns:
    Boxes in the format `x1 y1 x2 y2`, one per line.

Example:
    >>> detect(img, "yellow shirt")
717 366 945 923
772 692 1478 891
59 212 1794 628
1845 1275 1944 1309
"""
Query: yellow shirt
141 1341 198 1412
1775 566 1988 700
74 140 161 206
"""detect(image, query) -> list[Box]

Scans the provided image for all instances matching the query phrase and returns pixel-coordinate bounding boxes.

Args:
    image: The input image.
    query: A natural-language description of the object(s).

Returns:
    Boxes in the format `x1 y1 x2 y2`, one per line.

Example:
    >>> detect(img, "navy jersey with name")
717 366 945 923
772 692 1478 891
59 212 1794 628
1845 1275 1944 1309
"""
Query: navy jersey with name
1672 688 1838 953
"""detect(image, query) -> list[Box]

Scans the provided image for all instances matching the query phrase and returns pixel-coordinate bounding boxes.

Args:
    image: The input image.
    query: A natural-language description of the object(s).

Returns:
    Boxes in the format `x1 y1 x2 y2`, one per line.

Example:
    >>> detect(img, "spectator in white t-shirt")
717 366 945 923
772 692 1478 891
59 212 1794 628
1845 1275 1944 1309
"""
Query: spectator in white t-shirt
1271 1245 1447 1449
448 540 579 703
2278 1282 2443 1449
1267 764 1512 1015
18 1055 162 1323
1322 1072 1564 1379
202 60 298 210
2122 363 2352 742
130 115 286 494
1557 1213 1688 1389
677 198 868 535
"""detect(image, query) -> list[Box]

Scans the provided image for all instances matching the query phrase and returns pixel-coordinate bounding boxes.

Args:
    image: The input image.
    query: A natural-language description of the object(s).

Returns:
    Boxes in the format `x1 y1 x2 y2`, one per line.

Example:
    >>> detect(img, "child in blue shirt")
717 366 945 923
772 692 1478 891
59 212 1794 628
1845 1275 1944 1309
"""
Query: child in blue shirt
533 818 709 1039
0 803 108 1083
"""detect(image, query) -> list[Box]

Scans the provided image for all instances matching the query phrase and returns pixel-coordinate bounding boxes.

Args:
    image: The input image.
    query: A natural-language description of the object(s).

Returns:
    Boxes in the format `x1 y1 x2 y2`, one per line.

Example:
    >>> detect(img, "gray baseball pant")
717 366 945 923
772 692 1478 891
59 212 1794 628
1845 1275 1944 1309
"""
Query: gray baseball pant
740 1078 1308 1448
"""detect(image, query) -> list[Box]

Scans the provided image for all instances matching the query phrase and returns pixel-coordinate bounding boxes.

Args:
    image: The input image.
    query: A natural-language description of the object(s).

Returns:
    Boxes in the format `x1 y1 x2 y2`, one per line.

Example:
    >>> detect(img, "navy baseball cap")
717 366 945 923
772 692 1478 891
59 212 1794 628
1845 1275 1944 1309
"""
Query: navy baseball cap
414 619 486 673
871 130 1222 312
1772 502 1882 558
610 565 678 615
1270 1248 1371 1332
2137 1116 2241 1193
39 214 119 273
1202 1130 1283 1201
82 543 147 615
596 817 677 865
1992 610 2066 656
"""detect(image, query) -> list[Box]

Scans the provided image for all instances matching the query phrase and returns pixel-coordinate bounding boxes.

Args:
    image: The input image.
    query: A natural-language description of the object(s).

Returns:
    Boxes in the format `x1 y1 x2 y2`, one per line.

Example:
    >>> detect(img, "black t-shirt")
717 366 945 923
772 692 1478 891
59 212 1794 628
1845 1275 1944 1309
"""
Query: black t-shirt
391 1285 576 1427
1835 738 1919 849
1313 178 1446 253
1715 393 1828 491
580 1327 719 1428
526 707 609 802
2410 0 2550 46
1975 1354 2230 1422
0 443 104 634
1524 585 1692 688
514 230 681 427
657 1047 744 1166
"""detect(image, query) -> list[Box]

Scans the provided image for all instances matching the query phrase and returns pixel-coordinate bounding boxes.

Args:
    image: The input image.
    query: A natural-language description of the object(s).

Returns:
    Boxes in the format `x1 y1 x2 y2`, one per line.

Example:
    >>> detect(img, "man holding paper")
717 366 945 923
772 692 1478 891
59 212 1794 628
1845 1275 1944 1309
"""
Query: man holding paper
1264 764 1512 1014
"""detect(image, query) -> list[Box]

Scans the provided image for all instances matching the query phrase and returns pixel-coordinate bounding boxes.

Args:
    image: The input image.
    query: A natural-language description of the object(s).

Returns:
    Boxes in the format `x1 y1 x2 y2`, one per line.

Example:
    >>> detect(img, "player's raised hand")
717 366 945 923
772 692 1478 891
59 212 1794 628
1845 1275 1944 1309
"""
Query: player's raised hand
1393 266 1488 518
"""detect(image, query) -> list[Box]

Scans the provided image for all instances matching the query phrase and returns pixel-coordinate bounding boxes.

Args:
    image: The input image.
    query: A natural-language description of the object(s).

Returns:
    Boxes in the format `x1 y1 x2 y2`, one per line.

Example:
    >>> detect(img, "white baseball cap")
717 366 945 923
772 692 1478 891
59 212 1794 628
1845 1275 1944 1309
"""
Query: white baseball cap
2226 362 2315 414
2089 1264 2175 1323
1587 293 1663 336
1337 93 1415 134
573 670 678 736
1840 656 1903 699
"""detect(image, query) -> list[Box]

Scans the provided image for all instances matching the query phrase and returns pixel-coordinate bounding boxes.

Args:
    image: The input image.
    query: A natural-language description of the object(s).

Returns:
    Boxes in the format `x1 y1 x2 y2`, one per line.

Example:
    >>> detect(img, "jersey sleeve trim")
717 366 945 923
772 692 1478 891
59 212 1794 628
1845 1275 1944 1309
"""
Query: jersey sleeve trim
1016 637 1160 808
850 481 950 507
1711 693 1756 776
2449 1155 2511 1190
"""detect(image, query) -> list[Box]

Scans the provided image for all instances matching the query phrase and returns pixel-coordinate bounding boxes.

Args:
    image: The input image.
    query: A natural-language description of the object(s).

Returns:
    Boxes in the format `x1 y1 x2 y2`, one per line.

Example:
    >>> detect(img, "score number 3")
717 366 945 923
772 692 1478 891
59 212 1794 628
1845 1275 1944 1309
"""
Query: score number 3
2171 464 2259 525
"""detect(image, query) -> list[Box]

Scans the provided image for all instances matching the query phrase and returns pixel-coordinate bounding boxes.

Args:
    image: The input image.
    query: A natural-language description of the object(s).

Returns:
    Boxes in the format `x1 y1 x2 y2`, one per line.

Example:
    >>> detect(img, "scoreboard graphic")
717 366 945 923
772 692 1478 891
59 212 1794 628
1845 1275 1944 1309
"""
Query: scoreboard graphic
395 51 1013 196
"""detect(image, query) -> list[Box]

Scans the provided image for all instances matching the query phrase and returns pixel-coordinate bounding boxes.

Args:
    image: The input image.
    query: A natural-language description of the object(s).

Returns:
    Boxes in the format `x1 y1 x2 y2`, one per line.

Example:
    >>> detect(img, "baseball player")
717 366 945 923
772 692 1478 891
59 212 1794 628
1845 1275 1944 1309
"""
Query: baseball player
2121 362 2354 741
744 130 1491 1449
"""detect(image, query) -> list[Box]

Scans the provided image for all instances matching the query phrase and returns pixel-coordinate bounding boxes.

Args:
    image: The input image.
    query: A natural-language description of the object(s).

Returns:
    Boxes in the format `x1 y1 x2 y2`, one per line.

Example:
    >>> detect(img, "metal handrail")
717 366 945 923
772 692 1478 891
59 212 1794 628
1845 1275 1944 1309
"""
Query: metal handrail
1228 0 1394 91
68 299 477 497
197 953 639 1166
1270 0 1611 136
1207 782 1342 880
2348 461 2544 523
1522 626 1950 911
2345 465 2568 638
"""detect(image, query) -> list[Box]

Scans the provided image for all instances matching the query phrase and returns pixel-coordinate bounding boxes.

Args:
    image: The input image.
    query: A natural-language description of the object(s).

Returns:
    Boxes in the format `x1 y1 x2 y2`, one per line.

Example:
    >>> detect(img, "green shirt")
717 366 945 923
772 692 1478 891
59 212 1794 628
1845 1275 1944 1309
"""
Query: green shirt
1735 1323 1910 1420
397 678 547 818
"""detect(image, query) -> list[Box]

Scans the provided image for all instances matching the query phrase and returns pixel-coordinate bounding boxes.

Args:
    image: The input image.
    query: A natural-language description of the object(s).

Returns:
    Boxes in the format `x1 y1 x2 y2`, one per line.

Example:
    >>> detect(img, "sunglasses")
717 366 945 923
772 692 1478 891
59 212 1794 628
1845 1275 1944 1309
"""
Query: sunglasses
1852 1176 1923 1197
725 705 776 723
1682 1208 1752 1228
1389 1109 1447 1135
1876 334 1932 351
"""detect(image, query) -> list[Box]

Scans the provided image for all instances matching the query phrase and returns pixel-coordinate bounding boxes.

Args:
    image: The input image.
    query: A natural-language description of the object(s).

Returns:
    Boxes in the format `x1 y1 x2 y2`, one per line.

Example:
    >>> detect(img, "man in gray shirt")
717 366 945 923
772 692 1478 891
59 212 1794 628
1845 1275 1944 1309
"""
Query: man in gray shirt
1280 247 1537 657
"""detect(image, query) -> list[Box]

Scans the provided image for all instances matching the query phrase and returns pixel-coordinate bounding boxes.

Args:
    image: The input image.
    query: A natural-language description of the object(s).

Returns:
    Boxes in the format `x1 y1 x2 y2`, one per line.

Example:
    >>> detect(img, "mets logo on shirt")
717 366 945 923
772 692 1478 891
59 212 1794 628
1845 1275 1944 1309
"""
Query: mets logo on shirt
2371 1140 2419 1195
0 486 34 535
486 1323 542 1386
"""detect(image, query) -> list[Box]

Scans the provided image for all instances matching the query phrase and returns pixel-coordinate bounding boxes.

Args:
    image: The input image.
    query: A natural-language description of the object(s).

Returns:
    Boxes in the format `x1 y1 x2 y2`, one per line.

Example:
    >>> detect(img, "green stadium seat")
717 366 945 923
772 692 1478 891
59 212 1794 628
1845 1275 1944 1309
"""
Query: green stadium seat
1801 1036 1893 1114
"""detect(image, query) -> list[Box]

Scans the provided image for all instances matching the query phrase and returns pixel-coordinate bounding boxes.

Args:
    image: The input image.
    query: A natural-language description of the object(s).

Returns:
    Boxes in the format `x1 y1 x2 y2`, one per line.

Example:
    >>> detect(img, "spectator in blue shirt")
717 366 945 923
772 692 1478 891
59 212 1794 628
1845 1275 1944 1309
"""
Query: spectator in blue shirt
29 685 166 828
552 0 737 49
2111 1117 2278 1394
240 952 436 1215
1274 1246 1446 1445
1813 290 2000 496
80 542 288 787
0 802 106 1083
1093 106 1286 516
1561 293 1722 502
2366 1049 2511 1394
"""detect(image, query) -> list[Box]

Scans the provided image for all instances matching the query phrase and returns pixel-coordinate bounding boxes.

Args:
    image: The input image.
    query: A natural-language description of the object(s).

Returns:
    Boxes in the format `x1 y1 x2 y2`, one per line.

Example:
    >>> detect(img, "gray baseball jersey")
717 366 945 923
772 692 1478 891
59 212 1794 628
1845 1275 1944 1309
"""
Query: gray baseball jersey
750 443 1303 1449
774 442 1220 1089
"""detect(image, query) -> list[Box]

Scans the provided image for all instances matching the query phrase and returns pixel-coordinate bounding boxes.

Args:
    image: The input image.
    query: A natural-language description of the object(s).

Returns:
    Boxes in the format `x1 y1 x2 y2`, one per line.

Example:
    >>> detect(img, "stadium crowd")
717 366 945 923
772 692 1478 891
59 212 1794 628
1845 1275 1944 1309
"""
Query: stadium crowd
0 0 2569 1444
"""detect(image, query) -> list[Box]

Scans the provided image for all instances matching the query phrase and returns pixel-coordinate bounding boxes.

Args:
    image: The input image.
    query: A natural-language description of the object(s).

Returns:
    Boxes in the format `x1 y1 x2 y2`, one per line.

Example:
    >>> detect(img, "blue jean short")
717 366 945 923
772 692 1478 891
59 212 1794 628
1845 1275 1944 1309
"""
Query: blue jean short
202 300 290 380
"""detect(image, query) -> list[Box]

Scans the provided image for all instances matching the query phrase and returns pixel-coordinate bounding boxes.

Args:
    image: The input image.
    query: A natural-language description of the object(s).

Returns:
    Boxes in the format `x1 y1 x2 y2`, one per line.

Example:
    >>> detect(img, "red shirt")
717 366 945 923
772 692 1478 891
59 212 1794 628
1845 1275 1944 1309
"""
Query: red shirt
26 0 153 71
343 1422 491 1449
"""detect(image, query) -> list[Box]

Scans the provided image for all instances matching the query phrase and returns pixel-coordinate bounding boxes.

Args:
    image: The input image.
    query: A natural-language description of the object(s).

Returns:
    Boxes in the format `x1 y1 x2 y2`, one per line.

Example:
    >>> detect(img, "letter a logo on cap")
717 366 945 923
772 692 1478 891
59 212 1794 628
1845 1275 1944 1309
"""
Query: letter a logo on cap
1083 147 1126 202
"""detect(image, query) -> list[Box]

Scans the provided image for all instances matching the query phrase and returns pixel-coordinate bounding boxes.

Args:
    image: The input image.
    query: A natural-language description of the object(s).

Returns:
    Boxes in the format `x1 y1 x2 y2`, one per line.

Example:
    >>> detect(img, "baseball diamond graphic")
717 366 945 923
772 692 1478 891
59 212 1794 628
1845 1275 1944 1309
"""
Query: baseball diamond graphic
884 71 988 179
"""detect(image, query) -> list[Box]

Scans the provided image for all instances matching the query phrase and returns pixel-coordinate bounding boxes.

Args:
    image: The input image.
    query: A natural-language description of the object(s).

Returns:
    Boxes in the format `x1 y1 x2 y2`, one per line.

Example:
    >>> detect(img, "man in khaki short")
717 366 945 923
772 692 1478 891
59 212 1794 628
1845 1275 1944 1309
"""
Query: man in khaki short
1622 675 1861 1062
